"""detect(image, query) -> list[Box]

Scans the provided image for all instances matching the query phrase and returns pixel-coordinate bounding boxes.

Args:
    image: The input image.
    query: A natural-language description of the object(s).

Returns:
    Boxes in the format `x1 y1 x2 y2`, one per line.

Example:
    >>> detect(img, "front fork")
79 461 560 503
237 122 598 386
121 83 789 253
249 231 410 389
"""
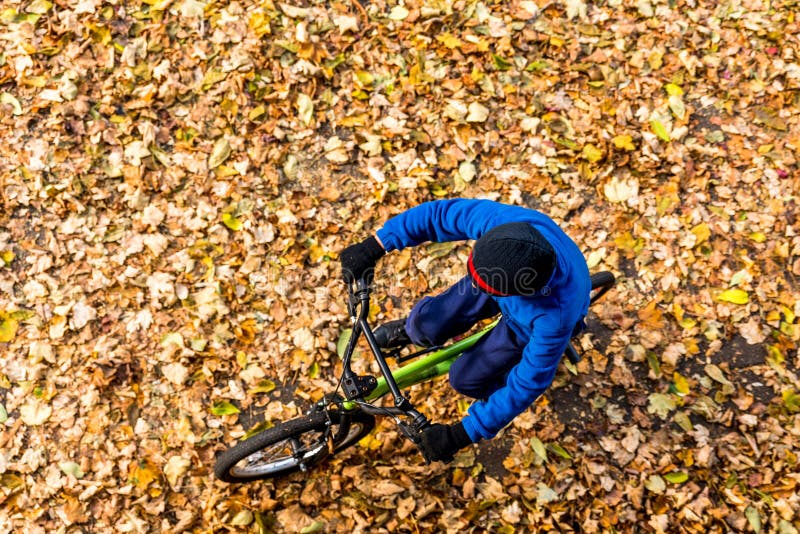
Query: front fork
341 280 431 446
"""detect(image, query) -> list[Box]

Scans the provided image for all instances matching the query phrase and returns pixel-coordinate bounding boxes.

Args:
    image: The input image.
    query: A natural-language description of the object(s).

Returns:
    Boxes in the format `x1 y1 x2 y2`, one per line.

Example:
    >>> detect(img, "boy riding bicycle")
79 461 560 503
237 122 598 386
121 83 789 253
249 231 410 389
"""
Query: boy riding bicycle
340 199 591 463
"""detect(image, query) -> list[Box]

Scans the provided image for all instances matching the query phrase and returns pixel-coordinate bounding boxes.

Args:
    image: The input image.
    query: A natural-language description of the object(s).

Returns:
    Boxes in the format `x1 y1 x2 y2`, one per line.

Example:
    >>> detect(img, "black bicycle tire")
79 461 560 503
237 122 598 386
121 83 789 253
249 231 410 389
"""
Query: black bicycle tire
589 271 615 304
214 409 375 483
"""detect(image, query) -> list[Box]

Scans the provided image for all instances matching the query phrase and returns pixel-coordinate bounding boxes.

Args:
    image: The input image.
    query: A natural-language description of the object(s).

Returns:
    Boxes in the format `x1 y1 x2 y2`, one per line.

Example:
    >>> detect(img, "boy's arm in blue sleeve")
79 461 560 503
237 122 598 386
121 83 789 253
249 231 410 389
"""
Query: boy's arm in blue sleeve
461 320 572 441
375 199 501 251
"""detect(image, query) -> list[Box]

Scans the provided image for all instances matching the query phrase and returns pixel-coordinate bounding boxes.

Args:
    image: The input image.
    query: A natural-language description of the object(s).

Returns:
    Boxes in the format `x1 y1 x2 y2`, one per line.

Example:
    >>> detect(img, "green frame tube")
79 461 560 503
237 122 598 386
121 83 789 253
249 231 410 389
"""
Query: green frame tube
342 321 497 410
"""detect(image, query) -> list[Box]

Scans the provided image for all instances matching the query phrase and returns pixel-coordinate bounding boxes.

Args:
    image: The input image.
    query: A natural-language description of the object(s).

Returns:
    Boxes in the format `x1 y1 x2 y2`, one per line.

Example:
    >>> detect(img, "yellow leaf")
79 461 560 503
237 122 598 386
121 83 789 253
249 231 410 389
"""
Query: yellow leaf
615 231 643 255
248 105 266 121
748 232 766 243
355 70 373 87
715 289 749 305
650 120 671 141
358 432 382 450
672 372 690 396
648 51 663 70
22 76 47 88
582 144 604 162
201 69 227 91
436 33 462 49
27 0 52 13
210 400 240 416
130 461 159 490
0 250 15 265
612 135 635 151
249 379 276 394
143 0 170 8
664 83 683 96
338 113 368 127
222 212 243 231
308 244 326 262
664 471 688 484
672 302 685 322
0 314 19 342
249 11 272 37
691 223 710 245
757 144 773 154
214 164 239 177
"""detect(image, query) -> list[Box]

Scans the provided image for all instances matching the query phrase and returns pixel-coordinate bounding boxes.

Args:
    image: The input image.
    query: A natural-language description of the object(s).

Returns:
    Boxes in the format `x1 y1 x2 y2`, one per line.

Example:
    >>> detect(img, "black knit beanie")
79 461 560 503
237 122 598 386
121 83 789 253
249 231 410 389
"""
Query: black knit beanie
468 222 556 296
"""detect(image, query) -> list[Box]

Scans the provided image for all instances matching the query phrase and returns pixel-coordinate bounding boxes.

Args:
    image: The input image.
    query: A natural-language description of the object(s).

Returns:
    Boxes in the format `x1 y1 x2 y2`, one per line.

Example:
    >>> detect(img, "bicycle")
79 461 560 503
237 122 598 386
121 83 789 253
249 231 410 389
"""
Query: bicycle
214 271 615 483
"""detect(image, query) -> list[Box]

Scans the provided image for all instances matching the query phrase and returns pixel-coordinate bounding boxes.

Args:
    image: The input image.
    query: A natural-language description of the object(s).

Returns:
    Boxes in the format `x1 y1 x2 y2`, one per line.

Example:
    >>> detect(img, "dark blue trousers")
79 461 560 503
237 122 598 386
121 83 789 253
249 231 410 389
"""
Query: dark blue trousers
405 276 527 399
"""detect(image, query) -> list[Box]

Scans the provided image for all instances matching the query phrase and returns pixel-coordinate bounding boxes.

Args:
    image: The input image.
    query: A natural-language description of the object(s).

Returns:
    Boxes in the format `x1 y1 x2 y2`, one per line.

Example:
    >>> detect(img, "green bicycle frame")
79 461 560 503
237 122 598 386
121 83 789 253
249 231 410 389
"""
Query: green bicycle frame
341 321 498 411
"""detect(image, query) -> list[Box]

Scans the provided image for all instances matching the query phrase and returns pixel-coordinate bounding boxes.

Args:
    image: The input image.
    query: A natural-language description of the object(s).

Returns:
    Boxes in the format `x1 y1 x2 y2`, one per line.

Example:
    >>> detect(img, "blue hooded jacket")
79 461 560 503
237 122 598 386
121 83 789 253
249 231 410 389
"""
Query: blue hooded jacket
376 199 590 441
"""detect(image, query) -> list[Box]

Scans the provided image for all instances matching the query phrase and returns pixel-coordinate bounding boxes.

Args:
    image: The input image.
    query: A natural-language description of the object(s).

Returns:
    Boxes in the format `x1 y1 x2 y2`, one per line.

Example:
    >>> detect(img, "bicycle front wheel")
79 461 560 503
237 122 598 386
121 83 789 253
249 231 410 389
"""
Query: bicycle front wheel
214 409 376 483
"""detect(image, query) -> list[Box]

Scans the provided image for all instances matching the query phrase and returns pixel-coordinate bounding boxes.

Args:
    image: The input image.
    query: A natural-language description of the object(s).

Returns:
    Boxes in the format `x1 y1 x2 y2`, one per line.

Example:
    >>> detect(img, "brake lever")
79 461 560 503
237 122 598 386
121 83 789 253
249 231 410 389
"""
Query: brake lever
397 421 421 444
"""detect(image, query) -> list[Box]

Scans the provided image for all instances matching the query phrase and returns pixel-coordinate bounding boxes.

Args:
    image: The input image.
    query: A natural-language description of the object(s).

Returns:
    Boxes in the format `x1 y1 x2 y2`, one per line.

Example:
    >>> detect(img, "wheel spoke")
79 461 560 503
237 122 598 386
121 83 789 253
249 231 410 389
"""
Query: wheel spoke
215 410 376 482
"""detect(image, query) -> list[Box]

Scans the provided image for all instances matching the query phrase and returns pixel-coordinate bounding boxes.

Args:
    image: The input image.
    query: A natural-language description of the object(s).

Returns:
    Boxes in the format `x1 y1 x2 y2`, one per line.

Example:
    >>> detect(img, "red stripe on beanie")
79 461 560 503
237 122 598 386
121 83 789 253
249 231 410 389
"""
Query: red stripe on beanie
468 251 509 297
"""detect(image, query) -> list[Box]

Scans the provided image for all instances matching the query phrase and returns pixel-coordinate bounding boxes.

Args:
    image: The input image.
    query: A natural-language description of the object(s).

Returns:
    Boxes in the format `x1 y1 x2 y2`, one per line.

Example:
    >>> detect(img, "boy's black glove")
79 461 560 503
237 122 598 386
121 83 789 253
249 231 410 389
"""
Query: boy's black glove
340 236 385 284
418 422 472 464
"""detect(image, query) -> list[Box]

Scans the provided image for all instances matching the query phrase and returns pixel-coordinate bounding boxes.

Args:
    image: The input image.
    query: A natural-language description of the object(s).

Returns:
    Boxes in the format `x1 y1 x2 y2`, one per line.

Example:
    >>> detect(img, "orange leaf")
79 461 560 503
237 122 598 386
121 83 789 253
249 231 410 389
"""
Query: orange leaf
637 300 664 329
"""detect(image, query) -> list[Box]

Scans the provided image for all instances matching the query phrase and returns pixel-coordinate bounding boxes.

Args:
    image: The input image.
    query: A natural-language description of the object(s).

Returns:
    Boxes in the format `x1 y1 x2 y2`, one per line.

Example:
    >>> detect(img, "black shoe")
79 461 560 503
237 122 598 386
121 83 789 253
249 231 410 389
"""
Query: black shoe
373 318 412 349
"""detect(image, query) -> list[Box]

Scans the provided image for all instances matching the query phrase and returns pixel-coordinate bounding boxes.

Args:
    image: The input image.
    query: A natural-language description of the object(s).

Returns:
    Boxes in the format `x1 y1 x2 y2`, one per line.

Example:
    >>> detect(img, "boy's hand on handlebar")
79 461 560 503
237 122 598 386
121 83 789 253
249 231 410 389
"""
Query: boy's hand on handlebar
340 236 385 284
418 422 472 464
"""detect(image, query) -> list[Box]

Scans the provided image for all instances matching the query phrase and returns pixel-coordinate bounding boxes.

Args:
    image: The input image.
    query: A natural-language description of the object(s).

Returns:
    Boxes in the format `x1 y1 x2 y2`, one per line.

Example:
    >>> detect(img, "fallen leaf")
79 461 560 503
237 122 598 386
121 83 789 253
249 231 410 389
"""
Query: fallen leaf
612 135 635 151
0 314 19 342
210 401 240 416
754 107 787 131
582 144 604 162
645 475 666 493
130 461 159 490
647 393 676 419
650 119 671 141
604 175 639 203
458 161 476 182
388 5 409 20
466 102 489 122
715 289 749 305
20 401 52 425
59 461 84 479
531 437 547 461
297 94 314 126
164 456 192 487
663 471 688 484
1 92 23 115
209 138 231 169
745 506 762 533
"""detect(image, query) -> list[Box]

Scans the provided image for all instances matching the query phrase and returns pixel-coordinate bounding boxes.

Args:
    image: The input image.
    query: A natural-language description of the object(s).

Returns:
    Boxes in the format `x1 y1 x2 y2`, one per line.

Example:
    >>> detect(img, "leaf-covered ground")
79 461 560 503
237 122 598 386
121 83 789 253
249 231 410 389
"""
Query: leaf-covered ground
1 0 799 532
